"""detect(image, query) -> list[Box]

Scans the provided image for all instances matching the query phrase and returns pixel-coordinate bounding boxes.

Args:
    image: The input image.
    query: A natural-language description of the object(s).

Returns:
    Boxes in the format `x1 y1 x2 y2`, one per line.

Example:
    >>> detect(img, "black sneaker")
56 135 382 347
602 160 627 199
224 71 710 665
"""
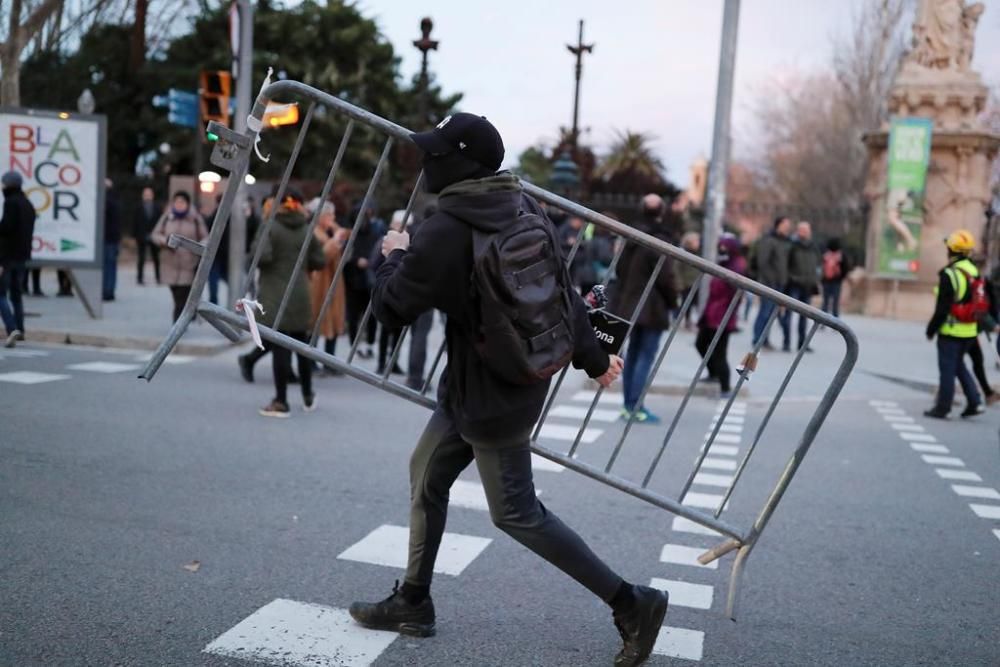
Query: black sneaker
961 404 985 418
349 581 436 637
238 355 254 383
303 393 317 412
613 585 669 667
259 399 290 418
923 408 949 420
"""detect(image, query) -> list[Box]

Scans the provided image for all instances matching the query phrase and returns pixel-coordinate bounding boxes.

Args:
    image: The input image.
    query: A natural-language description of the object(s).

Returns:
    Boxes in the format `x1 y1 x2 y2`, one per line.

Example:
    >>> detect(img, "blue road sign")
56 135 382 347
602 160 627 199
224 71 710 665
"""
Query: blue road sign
153 88 199 128
168 109 199 128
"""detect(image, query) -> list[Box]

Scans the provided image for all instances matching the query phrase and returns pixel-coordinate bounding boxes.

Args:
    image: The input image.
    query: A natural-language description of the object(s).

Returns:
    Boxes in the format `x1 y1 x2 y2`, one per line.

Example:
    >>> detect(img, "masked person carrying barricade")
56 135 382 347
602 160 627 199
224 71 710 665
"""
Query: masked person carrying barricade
352 112 669 667
924 230 987 419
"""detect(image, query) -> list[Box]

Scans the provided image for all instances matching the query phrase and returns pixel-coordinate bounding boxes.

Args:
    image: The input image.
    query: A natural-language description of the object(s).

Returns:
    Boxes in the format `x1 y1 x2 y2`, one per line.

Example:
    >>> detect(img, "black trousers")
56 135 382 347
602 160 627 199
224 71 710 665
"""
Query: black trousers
405 409 622 602
408 310 434 386
967 338 995 398
346 286 377 347
696 327 733 392
268 331 312 404
378 325 403 369
137 240 161 284
169 285 191 322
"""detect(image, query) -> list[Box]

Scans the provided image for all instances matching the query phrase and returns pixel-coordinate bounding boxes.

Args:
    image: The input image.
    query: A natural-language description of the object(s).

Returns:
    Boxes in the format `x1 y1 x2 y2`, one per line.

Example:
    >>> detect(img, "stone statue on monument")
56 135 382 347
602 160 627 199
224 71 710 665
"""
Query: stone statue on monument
909 0 984 71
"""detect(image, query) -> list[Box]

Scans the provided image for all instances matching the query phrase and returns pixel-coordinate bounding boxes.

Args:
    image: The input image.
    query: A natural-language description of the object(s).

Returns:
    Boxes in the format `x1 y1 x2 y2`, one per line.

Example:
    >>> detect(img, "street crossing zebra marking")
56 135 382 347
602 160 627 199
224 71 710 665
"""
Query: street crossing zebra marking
0 371 70 384
952 485 1000 500
703 433 741 444
882 415 915 423
890 422 925 432
701 444 739 457
548 404 621 423
448 479 543 511
901 432 938 442
204 598 396 667
869 400 899 407
936 469 982 482
693 472 734 488
337 524 491 576
969 504 1000 520
671 516 722 537
537 423 603 444
876 408 907 416
66 361 143 373
531 454 565 472
711 415 745 424
910 443 949 454
570 390 623 405
133 352 195 365
699 457 737 471
660 544 718 569
682 492 726 511
649 578 714 610
993 529 1000 543
921 455 965 467
0 349 49 358
653 625 705 661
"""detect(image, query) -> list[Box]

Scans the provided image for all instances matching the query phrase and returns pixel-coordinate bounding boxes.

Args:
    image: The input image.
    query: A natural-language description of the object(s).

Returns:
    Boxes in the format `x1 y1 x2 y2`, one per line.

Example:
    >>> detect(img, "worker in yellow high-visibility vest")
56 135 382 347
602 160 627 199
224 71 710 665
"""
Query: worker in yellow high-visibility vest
924 230 985 419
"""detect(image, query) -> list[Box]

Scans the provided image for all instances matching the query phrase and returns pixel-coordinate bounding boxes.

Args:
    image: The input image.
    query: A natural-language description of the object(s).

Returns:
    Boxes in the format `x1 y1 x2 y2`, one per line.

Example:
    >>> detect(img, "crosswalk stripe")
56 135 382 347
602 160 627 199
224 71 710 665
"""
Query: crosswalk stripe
204 598 397 666
901 432 938 443
660 544 717 569
0 371 70 384
66 361 143 373
935 469 982 482
970 504 1000 520
699 457 737 471
921 455 964 467
537 423 603 444
531 454 565 472
548 404 622 423
704 433 741 444
671 516 722 537
337 524 491 576
701 444 739 457
570 390 623 405
951 485 1000 500
448 479 543 511
653 626 705 661
693 472 734 488
909 443 949 454
682 492 726 510
649 578 714 610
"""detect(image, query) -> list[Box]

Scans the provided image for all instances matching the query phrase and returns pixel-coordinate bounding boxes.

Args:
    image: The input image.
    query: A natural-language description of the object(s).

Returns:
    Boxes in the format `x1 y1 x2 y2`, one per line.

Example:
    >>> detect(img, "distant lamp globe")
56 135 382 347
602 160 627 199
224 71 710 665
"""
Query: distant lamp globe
77 89 96 114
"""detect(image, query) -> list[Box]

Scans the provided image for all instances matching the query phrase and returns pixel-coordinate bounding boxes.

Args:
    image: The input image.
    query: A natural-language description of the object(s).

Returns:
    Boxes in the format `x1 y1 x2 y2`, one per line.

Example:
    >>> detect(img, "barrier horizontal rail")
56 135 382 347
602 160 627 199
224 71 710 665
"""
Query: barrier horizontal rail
139 77 859 619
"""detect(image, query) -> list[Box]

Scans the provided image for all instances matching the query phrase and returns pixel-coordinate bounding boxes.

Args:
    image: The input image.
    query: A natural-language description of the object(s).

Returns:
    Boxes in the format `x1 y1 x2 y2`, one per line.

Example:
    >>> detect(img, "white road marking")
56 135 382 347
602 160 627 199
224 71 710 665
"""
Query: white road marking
909 443 949 454
993 529 1000 543
890 423 925 432
711 414 745 424
0 349 49 358
649 578 714 610
902 433 939 443
935 469 982 482
970 504 1000 520
671 516 722 537
876 408 906 416
660 544 717 570
869 400 899 407
66 361 143 373
570 390 623 405
703 433 741 444
682 492 726 510
653 626 705 661
702 444 739 457
133 353 195 365
709 424 743 434
693 472 734 488
0 371 71 384
337 524 491 576
921 455 965 467
537 423 603 444
448 479 543 511
951 485 1000 500
548 404 621 423
699 457 737 471
531 454 565 472
204 598 397 667
881 415 915 423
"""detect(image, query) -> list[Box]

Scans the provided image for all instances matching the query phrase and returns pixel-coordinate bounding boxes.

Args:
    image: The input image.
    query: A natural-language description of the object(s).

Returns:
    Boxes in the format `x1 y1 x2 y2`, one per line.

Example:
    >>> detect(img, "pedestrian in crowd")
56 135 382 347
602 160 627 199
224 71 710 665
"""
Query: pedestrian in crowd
405 204 437 392
353 113 667 667
675 231 702 329
787 221 820 351
135 186 162 285
611 193 678 424
820 237 850 317
308 198 348 368
963 256 999 405
254 187 325 418
741 242 755 321
751 216 793 350
559 215 591 292
924 230 984 419
150 191 208 322
0 171 36 347
371 210 407 375
102 179 121 302
697 235 746 399
205 194 225 305
344 201 380 359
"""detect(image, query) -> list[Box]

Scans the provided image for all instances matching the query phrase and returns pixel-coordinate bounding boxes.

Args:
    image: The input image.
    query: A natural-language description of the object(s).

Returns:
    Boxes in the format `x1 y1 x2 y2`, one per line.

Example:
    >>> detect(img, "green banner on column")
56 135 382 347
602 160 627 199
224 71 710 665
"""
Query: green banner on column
876 117 933 279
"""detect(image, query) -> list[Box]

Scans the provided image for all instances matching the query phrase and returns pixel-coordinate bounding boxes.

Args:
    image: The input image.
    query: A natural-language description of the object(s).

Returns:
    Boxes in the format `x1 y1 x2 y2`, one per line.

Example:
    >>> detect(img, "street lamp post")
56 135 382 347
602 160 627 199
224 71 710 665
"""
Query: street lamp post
566 19 593 153
412 17 438 128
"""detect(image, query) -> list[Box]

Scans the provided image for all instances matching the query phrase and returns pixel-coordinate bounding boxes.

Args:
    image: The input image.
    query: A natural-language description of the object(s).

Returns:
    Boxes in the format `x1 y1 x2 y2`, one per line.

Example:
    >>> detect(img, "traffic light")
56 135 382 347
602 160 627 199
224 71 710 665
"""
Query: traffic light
199 70 232 127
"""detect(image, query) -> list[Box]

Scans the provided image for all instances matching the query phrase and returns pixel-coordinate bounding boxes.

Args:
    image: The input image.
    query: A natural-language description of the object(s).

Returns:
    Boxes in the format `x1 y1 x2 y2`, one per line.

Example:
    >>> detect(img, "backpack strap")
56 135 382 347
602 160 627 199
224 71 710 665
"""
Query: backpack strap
514 256 560 288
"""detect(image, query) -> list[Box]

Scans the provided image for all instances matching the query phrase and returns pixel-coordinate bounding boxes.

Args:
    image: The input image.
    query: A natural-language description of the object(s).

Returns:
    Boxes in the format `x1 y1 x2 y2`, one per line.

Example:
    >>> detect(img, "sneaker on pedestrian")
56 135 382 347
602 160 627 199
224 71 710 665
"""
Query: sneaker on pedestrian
238 354 254 383
612 585 669 667
923 407 949 420
960 403 985 418
303 393 317 412
4 330 20 348
259 399 290 418
349 581 436 637
636 408 661 425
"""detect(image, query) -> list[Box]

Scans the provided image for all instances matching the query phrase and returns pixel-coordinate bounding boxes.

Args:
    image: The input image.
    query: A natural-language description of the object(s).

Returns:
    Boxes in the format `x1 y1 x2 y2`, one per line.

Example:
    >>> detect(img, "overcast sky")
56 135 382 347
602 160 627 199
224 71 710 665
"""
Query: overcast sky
358 0 1000 188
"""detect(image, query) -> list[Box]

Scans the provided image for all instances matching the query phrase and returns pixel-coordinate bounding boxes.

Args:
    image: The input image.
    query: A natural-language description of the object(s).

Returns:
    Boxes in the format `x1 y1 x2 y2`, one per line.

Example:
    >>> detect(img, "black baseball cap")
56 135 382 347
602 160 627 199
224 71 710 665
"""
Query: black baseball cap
411 113 505 171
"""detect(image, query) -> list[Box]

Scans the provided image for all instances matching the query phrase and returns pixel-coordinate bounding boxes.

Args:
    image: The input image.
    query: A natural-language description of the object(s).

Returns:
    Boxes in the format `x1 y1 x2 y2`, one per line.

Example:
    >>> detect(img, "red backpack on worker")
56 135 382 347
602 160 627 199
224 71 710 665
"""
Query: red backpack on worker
822 250 842 281
950 268 989 323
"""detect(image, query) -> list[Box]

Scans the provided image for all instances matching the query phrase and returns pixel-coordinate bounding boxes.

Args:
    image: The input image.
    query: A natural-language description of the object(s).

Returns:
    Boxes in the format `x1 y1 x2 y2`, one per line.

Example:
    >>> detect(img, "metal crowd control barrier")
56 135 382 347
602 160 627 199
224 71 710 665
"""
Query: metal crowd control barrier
140 78 859 619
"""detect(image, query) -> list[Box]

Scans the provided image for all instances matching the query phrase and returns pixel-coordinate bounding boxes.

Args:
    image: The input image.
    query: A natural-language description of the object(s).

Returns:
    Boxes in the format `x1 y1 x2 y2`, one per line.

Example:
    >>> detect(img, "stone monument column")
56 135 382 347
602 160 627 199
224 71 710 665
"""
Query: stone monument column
862 0 999 319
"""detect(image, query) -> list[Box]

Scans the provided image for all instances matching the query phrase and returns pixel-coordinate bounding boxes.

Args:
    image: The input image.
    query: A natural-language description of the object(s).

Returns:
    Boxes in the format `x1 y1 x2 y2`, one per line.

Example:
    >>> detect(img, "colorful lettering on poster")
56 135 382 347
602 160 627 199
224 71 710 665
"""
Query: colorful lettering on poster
8 124 82 221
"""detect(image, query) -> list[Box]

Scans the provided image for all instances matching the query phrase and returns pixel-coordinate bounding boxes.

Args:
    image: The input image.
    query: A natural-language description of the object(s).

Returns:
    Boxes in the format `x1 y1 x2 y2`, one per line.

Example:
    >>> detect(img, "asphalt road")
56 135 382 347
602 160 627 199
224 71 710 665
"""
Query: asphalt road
1 337 998 666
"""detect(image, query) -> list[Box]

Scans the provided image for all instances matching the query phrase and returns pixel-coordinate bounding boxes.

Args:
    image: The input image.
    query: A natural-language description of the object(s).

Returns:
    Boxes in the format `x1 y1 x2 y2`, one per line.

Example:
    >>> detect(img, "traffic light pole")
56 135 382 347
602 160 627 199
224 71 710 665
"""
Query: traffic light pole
227 0 253 306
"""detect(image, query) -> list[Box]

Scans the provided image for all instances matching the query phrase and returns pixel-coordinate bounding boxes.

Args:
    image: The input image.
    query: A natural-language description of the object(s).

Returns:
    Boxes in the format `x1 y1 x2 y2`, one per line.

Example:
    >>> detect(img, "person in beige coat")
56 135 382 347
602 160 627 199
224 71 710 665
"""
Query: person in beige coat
308 199 348 362
150 191 209 321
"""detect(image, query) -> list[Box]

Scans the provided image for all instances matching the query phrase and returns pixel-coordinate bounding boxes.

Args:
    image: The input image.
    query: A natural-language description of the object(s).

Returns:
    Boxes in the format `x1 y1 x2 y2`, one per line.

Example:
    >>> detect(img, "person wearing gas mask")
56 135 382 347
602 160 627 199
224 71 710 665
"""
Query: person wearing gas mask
351 113 669 667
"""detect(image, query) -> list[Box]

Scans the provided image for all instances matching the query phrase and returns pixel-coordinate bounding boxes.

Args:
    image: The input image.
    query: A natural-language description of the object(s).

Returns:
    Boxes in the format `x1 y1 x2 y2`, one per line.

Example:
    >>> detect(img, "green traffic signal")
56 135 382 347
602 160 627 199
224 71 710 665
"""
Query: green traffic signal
207 131 219 142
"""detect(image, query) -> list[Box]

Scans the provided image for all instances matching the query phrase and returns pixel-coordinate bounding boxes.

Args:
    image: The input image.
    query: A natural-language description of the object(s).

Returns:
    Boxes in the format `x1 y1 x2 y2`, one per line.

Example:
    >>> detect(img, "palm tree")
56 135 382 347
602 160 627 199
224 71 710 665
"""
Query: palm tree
594 129 668 194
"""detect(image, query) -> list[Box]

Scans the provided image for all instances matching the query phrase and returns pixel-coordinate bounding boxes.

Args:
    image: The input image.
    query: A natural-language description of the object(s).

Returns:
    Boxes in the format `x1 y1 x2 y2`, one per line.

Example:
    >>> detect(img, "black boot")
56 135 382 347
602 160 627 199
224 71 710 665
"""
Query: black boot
238 354 254 383
612 585 669 667
349 581 436 637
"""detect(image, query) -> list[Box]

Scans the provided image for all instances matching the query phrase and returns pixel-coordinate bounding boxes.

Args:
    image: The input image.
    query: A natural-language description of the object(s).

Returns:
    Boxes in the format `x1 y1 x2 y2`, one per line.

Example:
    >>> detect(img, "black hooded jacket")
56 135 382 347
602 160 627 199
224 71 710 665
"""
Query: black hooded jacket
0 186 36 264
372 173 609 441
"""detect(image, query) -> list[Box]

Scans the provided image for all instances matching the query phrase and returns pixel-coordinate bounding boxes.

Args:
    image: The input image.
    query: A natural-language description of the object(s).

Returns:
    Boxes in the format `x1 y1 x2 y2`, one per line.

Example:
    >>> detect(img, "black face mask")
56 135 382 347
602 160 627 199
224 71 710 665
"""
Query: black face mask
421 151 494 194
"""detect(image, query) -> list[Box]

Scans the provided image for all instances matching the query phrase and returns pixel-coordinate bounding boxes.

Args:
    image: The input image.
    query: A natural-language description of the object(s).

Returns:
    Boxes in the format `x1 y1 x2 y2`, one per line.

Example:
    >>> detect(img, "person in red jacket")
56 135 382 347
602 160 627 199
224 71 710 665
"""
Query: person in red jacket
697 234 746 399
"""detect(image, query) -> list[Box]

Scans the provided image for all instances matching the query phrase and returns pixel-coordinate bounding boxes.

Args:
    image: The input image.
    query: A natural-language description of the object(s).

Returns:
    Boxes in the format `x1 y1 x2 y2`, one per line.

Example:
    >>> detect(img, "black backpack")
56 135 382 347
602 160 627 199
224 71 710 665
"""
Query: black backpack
470 211 576 385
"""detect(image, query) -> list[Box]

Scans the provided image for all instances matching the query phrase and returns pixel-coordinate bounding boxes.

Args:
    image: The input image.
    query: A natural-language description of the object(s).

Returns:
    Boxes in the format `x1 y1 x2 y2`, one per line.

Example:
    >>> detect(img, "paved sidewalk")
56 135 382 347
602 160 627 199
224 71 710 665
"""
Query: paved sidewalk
19 265 234 355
